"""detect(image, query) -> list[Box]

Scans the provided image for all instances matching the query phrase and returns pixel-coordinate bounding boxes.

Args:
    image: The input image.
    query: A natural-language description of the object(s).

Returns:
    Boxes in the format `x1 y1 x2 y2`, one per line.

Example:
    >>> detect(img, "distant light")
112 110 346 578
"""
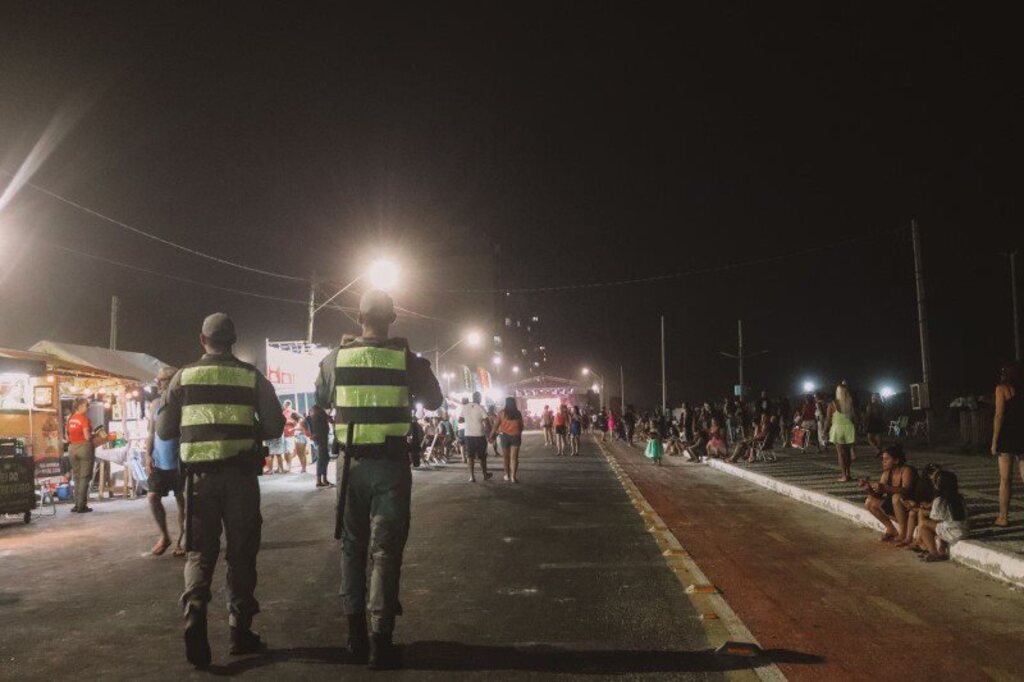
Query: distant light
367 258 400 290
486 387 504 403
802 380 816 393
533 361 540 367
492 356 502 366
46 374 55 383
591 383 600 393
880 386 896 399
415 352 422 357
582 367 591 376
466 330 483 347
512 365 520 374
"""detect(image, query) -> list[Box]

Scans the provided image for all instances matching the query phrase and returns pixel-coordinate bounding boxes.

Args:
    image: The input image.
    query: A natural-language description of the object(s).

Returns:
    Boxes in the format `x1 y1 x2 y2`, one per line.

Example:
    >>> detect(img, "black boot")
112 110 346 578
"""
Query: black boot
229 626 266 655
368 632 401 670
184 610 211 670
346 613 369 664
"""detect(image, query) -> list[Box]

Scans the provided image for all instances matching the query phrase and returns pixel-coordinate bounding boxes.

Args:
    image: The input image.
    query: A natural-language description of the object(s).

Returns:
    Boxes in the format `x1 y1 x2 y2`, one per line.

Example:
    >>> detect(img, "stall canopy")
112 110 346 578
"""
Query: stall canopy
28 341 170 383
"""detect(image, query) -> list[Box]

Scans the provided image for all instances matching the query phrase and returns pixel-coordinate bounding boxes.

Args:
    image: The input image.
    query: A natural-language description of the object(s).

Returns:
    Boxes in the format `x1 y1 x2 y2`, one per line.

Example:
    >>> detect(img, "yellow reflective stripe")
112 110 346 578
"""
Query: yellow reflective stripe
336 346 406 370
181 404 256 427
180 439 255 462
335 385 409 408
180 365 256 387
334 423 410 445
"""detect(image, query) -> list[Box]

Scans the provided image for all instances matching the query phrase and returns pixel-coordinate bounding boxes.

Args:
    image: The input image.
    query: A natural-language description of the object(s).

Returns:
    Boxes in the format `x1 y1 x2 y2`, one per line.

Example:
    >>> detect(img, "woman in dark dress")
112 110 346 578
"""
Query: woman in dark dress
865 393 886 455
992 361 1024 527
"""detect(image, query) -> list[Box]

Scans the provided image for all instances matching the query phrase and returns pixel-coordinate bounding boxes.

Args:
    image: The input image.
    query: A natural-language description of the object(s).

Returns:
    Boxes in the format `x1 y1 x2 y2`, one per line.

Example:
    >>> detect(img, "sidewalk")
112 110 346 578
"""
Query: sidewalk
619 437 1024 588
712 446 1024 587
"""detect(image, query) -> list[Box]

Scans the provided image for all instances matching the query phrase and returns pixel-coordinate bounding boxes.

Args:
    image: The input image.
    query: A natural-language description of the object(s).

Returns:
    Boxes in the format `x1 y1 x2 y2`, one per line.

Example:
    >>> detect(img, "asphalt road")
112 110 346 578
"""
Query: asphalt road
605 441 1024 682
0 433 780 681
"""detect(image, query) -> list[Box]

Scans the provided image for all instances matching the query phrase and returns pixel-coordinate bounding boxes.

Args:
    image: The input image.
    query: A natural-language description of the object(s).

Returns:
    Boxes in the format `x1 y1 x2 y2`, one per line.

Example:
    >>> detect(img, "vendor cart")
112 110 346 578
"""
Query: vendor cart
0 438 36 524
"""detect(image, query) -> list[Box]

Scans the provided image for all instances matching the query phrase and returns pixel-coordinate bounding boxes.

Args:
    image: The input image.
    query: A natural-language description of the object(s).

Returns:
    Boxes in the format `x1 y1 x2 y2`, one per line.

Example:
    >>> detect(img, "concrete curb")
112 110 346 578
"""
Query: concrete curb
705 458 1024 589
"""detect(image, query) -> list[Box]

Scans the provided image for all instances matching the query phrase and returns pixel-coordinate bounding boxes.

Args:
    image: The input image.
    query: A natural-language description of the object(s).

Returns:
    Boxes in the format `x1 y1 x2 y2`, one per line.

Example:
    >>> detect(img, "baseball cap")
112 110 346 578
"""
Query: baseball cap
359 289 395 318
201 313 237 344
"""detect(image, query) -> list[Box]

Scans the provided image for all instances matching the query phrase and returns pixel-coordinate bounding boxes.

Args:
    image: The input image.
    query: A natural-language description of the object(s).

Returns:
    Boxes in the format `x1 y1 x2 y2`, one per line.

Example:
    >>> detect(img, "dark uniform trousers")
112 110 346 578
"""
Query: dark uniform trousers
341 455 412 635
181 464 262 629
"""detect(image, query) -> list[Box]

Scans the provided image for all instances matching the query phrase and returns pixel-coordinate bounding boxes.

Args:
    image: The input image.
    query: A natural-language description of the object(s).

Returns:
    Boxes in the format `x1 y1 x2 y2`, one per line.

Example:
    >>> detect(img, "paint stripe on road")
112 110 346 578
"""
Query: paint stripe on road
595 437 787 682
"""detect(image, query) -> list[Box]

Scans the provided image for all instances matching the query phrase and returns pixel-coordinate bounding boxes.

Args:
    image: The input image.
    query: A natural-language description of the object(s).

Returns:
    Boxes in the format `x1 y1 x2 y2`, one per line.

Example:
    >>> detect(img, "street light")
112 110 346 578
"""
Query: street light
880 386 896 399
492 356 502 366
582 367 605 410
802 380 816 393
512 365 520 374
307 258 401 343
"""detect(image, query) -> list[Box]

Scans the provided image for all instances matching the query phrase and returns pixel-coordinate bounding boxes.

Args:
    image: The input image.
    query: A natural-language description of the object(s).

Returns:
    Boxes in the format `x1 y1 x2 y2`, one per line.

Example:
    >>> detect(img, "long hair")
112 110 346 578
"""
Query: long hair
503 397 522 421
835 384 854 415
936 470 967 521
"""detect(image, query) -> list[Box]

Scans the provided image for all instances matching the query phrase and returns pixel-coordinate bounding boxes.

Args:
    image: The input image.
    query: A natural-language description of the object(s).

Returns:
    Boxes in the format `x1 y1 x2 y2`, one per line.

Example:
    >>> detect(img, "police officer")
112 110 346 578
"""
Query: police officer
316 289 442 670
157 313 285 669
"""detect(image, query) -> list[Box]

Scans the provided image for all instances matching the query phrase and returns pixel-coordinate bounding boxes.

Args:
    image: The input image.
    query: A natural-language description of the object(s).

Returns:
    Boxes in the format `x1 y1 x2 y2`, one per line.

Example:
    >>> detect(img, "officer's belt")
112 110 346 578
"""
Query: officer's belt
182 450 261 474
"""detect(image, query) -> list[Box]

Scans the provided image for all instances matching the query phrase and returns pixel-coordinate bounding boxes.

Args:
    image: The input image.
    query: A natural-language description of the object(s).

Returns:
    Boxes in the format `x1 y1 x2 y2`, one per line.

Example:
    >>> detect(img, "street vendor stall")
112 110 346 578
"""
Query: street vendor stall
1 344 170 506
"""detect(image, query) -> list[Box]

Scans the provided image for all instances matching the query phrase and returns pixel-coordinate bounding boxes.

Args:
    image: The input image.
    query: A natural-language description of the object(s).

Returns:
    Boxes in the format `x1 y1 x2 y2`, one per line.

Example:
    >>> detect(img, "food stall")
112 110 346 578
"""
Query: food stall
1 343 171 505
0 355 48 522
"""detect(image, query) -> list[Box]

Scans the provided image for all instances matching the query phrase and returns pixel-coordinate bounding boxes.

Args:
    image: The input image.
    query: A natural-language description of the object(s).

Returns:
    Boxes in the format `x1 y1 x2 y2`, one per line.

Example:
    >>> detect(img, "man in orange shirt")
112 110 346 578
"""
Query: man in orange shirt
66 398 95 513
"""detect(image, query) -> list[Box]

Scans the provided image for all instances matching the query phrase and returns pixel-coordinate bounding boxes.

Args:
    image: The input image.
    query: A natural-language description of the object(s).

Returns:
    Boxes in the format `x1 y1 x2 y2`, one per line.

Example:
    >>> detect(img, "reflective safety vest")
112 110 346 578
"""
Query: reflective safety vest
178 360 258 464
333 341 411 456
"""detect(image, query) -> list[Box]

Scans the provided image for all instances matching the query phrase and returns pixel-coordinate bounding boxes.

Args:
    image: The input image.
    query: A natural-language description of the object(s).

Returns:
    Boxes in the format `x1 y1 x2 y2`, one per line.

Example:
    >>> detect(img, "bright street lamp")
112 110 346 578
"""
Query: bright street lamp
465 330 483 347
492 356 502 366
511 365 520 374
591 383 600 393
582 367 605 410
307 258 402 343
802 380 816 393
880 386 896 399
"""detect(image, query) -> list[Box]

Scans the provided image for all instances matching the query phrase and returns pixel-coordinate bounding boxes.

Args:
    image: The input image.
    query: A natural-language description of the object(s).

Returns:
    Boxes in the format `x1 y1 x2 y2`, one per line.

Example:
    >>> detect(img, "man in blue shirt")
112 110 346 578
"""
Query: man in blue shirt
146 367 184 556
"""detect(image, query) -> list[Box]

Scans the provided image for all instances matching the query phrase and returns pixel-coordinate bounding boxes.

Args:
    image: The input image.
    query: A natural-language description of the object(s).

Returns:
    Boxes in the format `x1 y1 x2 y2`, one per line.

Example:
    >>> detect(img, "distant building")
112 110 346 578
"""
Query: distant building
494 291 547 376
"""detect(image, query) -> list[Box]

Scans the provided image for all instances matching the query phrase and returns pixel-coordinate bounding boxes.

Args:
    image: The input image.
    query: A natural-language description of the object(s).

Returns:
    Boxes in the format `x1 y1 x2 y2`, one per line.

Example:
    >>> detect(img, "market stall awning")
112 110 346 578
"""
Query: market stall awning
28 341 171 383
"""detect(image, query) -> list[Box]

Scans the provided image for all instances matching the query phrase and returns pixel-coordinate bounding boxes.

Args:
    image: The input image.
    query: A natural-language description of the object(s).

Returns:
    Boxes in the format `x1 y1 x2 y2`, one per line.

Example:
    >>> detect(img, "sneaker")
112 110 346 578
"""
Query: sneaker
78 506 94 513
69 507 79 513
368 632 401 670
346 614 369 664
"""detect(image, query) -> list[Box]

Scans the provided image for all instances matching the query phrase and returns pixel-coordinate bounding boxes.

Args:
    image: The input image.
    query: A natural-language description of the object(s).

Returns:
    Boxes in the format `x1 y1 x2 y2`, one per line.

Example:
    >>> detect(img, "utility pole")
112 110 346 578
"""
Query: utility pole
434 335 440 380
719 319 766 398
911 219 933 440
1011 251 1021 362
660 315 667 412
109 295 119 351
306 271 318 344
619 364 625 414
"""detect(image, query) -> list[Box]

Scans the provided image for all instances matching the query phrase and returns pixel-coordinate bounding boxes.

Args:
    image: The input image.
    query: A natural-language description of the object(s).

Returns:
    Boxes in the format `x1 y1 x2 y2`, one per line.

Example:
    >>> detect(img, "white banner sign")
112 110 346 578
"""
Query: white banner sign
265 344 330 395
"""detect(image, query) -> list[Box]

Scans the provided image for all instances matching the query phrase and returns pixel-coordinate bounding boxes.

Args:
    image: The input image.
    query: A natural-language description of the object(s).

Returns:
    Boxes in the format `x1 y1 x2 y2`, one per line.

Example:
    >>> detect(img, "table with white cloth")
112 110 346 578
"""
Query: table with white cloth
94 443 145 499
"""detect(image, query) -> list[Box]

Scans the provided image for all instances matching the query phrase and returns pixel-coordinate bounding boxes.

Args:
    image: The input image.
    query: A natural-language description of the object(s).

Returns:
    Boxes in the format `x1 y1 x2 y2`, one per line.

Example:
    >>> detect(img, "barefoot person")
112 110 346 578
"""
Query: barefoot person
917 470 969 562
828 384 858 481
145 367 185 556
491 397 524 482
992 360 1024 527
860 444 917 543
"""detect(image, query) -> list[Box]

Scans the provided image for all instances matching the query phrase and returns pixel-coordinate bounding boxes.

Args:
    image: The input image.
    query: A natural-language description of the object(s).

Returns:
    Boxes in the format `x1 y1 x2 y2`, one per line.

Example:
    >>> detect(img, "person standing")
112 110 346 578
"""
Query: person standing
307 404 332 487
315 290 442 670
145 367 184 556
540 405 554 446
491 396 524 482
66 398 95 513
623 406 637 445
814 392 830 454
157 313 285 669
992 360 1024 527
827 384 858 482
461 391 492 483
553 404 569 455
569 406 584 456
864 393 886 455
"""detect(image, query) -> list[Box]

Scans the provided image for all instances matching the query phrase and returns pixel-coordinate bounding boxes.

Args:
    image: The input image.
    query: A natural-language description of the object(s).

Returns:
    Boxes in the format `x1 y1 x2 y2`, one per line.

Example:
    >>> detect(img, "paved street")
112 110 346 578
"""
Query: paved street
0 433 796 681
605 440 1024 682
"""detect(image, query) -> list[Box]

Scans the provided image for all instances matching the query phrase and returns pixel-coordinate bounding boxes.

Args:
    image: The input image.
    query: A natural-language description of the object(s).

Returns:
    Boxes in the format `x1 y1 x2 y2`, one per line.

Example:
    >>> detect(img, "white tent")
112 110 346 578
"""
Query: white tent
28 341 171 383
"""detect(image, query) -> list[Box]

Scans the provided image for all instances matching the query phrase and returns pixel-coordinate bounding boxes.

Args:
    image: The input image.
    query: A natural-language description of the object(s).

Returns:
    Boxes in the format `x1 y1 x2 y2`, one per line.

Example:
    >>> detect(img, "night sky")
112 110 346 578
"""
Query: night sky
1 3 1020 406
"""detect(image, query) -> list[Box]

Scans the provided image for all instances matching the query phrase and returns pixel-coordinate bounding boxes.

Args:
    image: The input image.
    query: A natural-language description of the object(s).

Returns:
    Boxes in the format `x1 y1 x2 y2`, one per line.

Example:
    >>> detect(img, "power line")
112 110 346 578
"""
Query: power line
52 244 310 304
2 169 308 282
431 228 905 294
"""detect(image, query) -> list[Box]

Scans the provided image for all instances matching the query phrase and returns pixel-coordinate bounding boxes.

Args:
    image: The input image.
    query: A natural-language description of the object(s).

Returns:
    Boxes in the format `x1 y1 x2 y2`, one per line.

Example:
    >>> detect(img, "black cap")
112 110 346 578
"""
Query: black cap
201 313 237 344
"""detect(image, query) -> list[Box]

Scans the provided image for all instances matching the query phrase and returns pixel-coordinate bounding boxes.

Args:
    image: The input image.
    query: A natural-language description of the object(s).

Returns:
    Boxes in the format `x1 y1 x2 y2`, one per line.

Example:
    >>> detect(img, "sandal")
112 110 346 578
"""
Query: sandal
152 539 171 556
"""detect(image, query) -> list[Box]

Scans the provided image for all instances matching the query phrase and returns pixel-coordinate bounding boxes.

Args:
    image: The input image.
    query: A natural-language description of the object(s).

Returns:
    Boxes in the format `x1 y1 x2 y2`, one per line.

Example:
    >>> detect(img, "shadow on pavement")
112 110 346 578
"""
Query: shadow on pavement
210 642 824 676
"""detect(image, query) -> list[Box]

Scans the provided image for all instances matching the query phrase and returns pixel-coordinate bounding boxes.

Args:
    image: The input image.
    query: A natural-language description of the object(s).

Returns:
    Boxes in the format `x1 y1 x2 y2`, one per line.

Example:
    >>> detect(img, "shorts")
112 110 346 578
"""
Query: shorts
498 434 522 449
148 467 183 497
465 436 487 459
881 495 894 516
555 425 567 435
266 437 286 455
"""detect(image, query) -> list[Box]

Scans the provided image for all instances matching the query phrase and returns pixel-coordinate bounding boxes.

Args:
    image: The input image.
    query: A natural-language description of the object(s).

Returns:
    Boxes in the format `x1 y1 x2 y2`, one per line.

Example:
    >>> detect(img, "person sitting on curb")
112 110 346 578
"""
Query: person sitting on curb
706 417 728 458
683 427 707 462
917 469 970 562
859 444 918 543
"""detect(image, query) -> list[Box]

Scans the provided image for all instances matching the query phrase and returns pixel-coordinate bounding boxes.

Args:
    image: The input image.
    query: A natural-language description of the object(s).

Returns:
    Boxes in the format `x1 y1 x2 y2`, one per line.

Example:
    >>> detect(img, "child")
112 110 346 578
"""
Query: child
917 470 969 562
644 428 664 466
